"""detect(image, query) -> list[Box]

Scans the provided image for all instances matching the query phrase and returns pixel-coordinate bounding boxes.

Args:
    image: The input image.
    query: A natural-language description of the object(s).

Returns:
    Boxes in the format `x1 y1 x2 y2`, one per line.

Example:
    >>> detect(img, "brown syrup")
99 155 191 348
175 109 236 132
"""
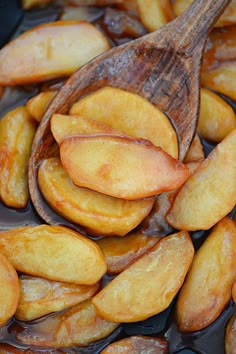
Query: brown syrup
0 4 235 353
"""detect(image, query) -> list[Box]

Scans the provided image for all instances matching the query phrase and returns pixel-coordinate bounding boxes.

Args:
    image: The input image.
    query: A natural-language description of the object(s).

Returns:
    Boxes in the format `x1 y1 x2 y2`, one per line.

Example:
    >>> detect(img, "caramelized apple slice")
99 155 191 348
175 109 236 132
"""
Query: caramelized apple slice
225 312 236 354
38 158 154 236
60 135 189 200
101 335 168 353
51 114 126 144
15 275 100 321
15 300 119 347
70 86 178 158
167 130 236 231
0 225 106 285
176 217 236 332
0 21 110 85
26 91 56 122
92 231 194 322
137 0 173 32
184 133 204 163
97 231 160 274
198 88 236 143
0 252 19 327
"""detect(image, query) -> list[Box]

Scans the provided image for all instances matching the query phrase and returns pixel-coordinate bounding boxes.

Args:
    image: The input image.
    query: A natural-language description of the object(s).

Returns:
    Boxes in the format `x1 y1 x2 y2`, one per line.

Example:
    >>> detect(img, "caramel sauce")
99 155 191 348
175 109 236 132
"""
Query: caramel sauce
0 4 235 353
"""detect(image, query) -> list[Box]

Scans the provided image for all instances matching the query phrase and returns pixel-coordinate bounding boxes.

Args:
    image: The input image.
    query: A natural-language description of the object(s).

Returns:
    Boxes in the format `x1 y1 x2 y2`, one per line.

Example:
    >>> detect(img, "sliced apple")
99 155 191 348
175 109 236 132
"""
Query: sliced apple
137 0 173 32
184 133 204 163
97 231 160 274
177 217 236 332
92 231 194 322
60 135 189 200
70 86 178 158
15 275 100 321
0 225 107 285
101 335 168 354
38 158 154 236
167 130 236 231
198 88 236 143
51 113 127 144
15 300 119 347
26 91 56 122
0 21 110 85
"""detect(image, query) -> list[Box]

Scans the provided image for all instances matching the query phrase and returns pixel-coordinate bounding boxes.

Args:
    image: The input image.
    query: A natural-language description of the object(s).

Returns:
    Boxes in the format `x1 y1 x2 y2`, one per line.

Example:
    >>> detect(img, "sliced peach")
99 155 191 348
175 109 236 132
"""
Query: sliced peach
70 86 178 158
97 231 160 274
38 158 154 236
184 133 204 163
92 231 194 322
60 135 189 200
225 312 236 354
176 217 236 332
0 252 19 327
198 88 236 143
0 21 110 85
137 0 173 32
26 91 56 122
101 335 168 353
15 275 100 321
15 300 119 347
167 130 236 231
201 62 236 101
51 113 126 144
0 225 107 285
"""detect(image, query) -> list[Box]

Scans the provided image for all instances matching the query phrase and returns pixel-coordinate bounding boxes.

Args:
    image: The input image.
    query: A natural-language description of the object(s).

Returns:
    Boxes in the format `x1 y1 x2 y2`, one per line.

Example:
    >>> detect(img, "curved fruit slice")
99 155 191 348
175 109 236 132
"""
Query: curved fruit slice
70 86 178 158
38 158 154 236
92 231 194 322
26 91 56 122
137 0 173 32
176 217 236 332
167 130 236 231
0 225 107 285
60 135 189 200
0 21 110 85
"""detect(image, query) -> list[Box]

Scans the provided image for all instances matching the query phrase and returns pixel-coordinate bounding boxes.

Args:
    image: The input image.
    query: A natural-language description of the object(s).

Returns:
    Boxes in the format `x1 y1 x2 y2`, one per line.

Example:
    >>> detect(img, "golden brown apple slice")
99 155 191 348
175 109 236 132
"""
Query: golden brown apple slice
51 114 127 144
201 62 236 101
101 335 168 354
225 312 236 354
97 231 160 274
136 0 173 32
0 225 107 285
60 135 189 200
15 300 119 348
176 217 236 332
38 158 154 236
15 275 100 321
198 88 236 143
0 21 110 85
26 91 56 122
184 133 204 163
92 231 194 322
70 86 178 158
0 252 19 327
167 130 236 231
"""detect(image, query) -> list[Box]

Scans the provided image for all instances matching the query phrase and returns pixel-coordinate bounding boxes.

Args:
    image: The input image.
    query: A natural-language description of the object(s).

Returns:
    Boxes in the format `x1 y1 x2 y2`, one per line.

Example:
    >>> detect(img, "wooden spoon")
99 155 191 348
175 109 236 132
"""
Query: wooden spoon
29 0 231 233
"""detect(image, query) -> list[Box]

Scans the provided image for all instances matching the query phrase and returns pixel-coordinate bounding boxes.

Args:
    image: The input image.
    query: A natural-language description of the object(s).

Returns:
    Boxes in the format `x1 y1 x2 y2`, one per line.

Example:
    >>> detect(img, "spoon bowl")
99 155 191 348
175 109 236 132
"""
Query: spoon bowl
29 0 231 232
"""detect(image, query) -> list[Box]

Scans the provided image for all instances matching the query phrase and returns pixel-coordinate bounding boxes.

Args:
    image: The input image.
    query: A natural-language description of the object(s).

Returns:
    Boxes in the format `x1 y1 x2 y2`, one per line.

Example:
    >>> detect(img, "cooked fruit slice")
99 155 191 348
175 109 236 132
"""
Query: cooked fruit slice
60 135 189 200
97 231 160 274
176 217 236 332
70 86 178 158
15 275 100 321
38 158 154 236
51 114 126 144
137 0 173 32
26 91 56 122
15 300 119 347
0 21 110 85
0 225 107 285
184 133 204 163
225 312 236 354
198 88 236 143
92 231 194 322
101 335 168 353
0 252 19 327
167 130 236 231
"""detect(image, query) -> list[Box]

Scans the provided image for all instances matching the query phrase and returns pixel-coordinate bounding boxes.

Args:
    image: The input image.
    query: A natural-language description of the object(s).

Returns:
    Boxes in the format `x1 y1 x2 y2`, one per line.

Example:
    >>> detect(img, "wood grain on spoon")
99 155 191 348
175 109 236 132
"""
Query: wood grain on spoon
29 0 232 230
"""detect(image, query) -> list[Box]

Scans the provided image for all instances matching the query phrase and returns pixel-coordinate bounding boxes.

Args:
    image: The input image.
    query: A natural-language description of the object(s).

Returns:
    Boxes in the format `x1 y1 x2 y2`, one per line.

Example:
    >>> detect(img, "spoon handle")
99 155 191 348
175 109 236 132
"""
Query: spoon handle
167 0 232 54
